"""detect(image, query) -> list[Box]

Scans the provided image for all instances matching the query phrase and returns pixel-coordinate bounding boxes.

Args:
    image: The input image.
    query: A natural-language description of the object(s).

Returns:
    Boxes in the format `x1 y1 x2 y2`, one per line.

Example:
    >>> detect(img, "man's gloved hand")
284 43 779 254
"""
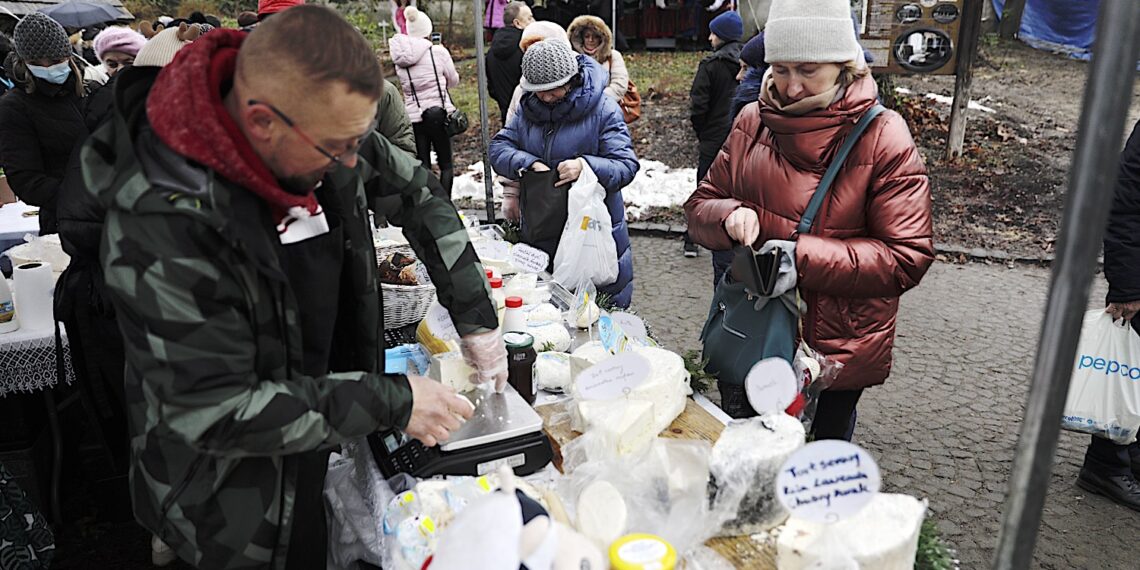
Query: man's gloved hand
758 239 798 297
459 329 510 391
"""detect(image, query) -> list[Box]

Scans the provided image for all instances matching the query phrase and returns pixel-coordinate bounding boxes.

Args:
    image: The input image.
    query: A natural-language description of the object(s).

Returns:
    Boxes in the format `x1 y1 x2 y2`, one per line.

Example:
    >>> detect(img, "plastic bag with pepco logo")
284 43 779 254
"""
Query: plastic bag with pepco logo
1062 309 1140 444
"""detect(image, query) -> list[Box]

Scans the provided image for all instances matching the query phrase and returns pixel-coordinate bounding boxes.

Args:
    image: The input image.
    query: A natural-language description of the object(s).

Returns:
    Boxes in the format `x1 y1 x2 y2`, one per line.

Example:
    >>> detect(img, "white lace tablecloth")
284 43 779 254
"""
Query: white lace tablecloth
0 324 74 397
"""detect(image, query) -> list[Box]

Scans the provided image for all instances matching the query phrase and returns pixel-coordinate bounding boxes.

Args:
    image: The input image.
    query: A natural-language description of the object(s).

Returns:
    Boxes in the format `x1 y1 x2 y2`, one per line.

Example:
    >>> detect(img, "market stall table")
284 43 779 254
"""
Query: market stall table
0 322 75 526
537 398 777 569
0 201 40 257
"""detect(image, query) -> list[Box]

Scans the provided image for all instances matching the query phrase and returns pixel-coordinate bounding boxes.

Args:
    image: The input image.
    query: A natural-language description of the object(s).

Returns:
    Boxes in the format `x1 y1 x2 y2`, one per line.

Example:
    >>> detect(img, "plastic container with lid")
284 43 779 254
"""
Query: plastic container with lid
609 534 677 570
490 277 506 309
502 296 526 333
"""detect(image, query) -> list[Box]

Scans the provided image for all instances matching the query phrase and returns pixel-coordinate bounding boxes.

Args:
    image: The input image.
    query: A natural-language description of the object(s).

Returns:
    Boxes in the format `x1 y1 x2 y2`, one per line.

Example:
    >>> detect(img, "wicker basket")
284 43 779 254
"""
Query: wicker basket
378 245 436 330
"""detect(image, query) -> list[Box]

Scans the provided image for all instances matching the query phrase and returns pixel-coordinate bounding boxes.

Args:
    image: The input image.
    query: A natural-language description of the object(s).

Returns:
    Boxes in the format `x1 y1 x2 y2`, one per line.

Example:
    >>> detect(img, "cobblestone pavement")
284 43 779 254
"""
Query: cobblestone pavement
631 234 1139 570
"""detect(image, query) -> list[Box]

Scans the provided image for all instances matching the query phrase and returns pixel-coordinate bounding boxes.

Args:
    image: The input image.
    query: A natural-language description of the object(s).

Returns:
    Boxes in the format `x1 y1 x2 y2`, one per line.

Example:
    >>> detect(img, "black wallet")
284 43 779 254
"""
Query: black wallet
730 245 781 297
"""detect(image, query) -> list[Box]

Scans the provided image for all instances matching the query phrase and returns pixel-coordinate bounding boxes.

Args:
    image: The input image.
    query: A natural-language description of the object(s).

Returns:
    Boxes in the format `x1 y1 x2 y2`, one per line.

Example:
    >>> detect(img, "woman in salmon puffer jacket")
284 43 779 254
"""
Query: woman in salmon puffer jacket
685 0 933 440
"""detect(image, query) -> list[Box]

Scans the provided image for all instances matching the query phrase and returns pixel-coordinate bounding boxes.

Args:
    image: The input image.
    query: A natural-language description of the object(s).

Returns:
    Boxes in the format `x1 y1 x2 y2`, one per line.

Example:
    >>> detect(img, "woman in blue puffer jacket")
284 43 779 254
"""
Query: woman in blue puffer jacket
490 39 639 308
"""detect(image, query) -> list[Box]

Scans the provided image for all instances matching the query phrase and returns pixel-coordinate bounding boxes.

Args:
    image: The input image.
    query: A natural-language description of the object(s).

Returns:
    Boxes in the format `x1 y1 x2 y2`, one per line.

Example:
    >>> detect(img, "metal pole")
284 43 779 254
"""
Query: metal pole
992 2 1140 568
946 0 983 159
612 0 617 40
997 0 1027 40
473 0 495 223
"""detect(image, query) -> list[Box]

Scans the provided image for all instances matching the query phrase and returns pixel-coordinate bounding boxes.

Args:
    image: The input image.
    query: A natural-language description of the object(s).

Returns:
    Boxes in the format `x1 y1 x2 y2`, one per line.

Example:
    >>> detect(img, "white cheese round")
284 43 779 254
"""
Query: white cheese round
576 480 628 549
710 413 806 536
776 493 927 570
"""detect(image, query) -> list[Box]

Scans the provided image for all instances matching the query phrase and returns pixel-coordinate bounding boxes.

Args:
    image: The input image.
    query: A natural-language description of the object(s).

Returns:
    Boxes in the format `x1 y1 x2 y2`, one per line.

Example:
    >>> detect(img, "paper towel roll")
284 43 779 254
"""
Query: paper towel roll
13 262 54 332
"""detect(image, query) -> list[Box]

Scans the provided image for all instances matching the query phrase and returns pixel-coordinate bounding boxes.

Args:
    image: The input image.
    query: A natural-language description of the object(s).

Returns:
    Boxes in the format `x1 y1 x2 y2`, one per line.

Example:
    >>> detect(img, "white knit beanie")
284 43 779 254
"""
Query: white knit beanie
134 26 195 68
764 0 863 64
404 7 433 39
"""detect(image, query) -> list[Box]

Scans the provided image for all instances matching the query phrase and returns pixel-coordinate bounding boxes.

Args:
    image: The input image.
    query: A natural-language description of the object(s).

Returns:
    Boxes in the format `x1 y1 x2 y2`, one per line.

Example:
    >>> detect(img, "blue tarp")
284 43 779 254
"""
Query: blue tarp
993 0 1100 60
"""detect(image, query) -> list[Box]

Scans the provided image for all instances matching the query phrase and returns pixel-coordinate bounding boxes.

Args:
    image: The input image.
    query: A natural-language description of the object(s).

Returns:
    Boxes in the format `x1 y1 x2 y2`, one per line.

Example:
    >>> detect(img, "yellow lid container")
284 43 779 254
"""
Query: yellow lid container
609 534 677 570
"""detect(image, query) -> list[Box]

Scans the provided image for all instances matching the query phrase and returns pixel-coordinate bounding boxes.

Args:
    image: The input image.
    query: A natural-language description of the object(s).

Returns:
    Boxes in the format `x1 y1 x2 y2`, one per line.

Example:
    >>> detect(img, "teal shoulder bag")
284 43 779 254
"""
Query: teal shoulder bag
699 104 886 386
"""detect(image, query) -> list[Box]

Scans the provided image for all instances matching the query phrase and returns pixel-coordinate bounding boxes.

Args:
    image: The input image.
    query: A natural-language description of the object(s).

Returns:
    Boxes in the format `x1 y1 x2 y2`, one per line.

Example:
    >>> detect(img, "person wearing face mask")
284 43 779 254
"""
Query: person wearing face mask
685 0 933 438
567 16 627 103
0 13 88 235
490 39 639 308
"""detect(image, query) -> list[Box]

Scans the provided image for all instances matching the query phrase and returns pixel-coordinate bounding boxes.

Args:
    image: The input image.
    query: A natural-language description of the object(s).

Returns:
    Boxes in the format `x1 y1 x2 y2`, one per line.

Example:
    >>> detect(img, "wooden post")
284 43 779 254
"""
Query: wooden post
946 0 985 159
998 0 1026 39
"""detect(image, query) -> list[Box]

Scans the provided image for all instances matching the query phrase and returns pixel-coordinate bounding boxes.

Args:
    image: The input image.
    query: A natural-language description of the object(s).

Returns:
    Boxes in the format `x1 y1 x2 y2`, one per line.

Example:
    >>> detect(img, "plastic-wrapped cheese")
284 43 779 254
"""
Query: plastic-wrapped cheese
528 322 572 353
576 480 627 549
776 493 927 570
525 303 563 325
576 399 655 455
709 413 805 537
535 352 572 392
570 343 690 436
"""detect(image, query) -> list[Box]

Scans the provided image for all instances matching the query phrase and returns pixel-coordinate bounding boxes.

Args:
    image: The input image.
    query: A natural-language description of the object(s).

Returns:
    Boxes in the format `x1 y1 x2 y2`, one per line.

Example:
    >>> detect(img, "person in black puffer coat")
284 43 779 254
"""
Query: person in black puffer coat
52 28 198 489
0 13 88 235
684 10 743 262
487 1 533 120
1080 118 1140 511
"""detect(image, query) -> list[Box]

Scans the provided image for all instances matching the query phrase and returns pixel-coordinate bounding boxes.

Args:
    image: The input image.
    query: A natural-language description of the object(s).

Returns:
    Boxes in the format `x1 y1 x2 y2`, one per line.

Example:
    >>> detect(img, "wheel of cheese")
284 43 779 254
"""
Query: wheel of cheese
776 493 927 570
576 480 628 549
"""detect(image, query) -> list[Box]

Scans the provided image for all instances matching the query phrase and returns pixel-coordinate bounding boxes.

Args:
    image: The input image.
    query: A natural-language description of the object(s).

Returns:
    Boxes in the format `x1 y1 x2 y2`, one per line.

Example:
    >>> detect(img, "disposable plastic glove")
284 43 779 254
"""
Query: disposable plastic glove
459 329 510 391
758 239 798 298
503 194 521 223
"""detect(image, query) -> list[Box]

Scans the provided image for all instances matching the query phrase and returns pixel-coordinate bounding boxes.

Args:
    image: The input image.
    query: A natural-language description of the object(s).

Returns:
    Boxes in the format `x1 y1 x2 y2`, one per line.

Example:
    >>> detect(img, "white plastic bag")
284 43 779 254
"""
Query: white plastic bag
1062 309 1140 444
552 162 618 289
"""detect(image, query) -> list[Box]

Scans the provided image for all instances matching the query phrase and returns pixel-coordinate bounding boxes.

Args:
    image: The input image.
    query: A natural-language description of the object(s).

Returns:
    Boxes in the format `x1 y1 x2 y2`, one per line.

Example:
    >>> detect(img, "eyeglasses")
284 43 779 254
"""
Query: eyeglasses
247 99 377 164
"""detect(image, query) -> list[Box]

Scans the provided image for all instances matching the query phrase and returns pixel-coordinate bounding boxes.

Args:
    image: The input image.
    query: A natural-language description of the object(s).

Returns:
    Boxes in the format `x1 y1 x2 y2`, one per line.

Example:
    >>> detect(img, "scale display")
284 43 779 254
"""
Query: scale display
855 0 965 75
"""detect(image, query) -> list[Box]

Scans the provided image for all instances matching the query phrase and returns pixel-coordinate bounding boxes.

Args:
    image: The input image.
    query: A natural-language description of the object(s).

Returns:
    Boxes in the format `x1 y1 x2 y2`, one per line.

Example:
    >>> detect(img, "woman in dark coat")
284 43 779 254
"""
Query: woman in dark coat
490 39 638 308
0 13 88 235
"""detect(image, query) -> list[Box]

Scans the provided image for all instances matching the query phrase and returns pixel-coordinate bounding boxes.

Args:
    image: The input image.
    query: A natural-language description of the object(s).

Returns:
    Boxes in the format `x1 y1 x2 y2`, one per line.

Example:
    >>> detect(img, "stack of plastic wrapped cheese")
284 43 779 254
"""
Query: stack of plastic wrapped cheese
567 342 691 455
776 493 927 570
709 413 806 536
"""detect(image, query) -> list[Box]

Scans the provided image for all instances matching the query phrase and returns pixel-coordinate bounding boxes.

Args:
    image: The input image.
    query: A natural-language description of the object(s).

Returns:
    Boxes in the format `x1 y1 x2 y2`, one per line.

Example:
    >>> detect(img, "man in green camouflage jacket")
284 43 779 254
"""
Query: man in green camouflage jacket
81 7 505 568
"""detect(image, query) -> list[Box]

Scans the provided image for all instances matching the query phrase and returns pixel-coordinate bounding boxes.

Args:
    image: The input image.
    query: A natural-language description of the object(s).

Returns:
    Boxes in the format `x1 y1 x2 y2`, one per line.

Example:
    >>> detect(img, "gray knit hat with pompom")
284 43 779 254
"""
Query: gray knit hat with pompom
14 13 71 63
520 39 578 92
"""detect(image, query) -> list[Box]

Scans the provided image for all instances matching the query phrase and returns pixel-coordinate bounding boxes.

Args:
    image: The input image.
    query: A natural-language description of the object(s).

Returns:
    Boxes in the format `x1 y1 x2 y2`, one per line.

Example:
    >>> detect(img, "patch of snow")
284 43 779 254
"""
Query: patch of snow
452 160 697 221
894 86 997 114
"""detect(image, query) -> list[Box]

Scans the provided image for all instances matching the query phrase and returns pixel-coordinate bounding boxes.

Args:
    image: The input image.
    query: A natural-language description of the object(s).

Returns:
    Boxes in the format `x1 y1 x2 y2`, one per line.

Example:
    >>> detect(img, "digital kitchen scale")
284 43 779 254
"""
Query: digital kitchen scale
369 384 553 478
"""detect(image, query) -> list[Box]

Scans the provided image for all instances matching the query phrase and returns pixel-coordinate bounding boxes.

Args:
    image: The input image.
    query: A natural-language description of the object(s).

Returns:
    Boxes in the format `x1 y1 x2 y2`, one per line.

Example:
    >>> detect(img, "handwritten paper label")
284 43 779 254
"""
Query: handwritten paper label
425 303 460 341
611 312 648 343
474 239 510 262
745 358 798 414
575 352 650 400
775 441 881 524
509 243 550 274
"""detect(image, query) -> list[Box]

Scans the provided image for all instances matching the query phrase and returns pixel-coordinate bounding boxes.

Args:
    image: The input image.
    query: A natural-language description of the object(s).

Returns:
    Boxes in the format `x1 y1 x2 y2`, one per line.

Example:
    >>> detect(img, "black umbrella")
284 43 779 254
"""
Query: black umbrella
40 0 123 29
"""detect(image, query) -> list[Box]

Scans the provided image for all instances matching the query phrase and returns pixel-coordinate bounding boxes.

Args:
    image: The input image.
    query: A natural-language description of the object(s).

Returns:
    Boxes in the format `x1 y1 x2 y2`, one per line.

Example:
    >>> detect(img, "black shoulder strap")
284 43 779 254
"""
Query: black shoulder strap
426 48 453 107
796 104 886 235
402 67 421 109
